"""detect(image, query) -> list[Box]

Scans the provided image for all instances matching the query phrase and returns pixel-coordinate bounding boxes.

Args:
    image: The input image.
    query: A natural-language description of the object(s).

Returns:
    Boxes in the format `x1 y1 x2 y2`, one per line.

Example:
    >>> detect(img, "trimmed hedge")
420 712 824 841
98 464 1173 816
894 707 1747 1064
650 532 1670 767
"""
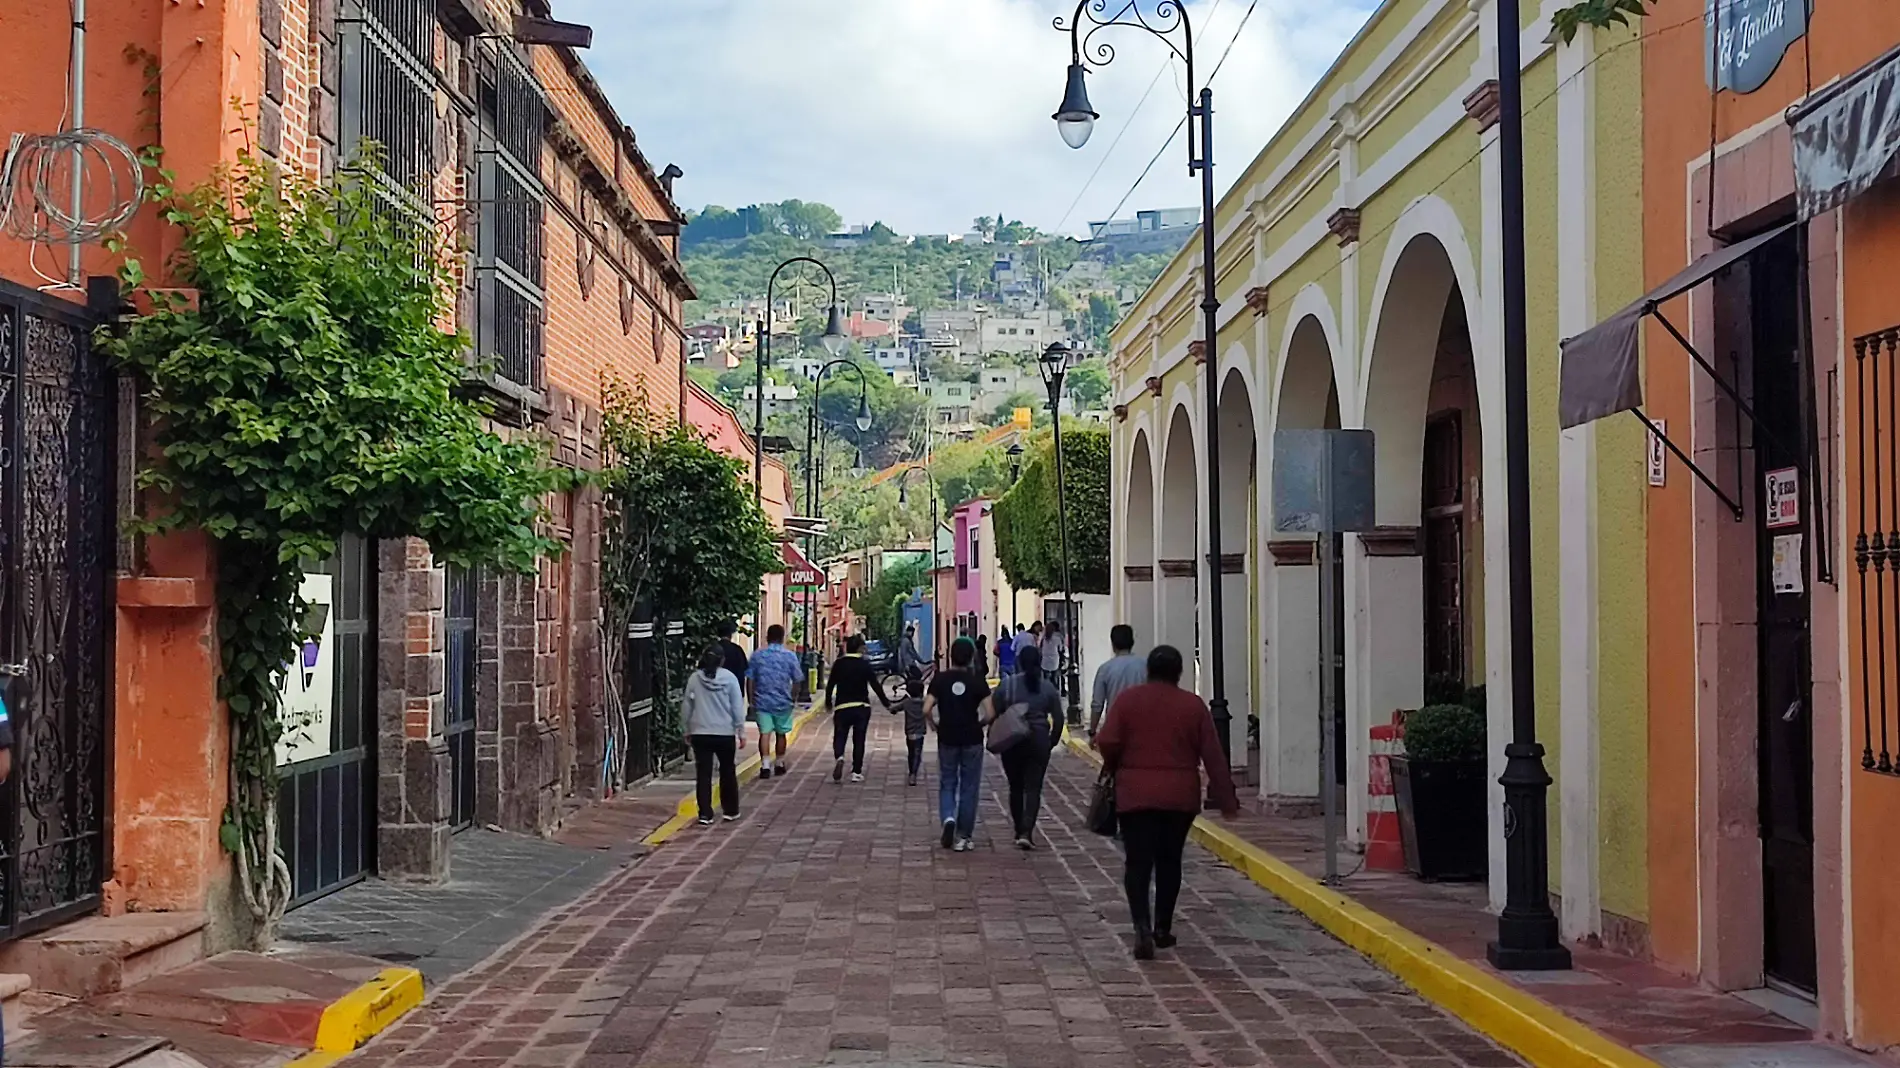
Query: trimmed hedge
993 426 1109 595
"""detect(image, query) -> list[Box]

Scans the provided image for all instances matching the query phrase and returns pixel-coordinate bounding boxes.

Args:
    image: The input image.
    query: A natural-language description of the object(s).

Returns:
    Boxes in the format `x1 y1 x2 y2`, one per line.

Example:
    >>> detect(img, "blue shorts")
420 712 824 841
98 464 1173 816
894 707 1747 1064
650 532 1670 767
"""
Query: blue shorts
756 708 796 736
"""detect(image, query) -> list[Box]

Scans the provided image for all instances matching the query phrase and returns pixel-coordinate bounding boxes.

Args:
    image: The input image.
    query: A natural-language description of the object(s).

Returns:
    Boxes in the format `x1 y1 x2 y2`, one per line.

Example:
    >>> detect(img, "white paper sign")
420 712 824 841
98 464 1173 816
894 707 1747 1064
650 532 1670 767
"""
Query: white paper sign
275 572 337 767
1647 420 1668 487
1765 467 1801 529
1772 533 1805 595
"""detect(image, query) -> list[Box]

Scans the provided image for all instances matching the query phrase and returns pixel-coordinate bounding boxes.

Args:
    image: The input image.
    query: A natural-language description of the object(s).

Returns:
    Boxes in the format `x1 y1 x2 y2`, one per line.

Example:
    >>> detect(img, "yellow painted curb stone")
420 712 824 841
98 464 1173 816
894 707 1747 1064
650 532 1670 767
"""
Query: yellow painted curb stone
307 967 425 1055
1061 736 1661 1068
644 704 824 847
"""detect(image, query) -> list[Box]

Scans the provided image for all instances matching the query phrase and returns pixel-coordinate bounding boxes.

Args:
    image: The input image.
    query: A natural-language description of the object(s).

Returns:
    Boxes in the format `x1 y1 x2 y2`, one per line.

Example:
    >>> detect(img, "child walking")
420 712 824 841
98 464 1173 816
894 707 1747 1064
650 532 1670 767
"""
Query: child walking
895 674 927 786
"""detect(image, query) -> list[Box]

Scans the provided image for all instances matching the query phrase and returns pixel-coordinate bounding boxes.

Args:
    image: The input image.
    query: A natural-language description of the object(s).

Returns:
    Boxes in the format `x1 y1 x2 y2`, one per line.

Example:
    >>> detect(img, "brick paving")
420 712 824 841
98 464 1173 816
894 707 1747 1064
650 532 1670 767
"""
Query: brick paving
345 714 1523 1068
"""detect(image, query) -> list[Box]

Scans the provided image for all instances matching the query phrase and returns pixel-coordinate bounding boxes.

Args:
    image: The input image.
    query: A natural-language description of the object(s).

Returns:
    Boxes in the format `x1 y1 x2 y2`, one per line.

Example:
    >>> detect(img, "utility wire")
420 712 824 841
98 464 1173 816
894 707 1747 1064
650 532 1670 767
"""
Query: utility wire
1098 0 1262 226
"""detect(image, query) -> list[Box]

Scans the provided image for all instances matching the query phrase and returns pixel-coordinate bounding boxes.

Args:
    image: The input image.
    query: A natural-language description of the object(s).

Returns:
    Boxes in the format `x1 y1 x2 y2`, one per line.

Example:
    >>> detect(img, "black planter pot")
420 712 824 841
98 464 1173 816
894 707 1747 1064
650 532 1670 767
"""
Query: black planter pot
1390 755 1488 882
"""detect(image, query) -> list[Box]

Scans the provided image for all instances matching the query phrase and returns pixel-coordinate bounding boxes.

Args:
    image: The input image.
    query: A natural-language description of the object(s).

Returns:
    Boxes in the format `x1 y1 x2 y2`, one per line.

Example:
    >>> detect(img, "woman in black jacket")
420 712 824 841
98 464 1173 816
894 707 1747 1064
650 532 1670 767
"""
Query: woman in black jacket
826 634 893 783
991 644 1064 849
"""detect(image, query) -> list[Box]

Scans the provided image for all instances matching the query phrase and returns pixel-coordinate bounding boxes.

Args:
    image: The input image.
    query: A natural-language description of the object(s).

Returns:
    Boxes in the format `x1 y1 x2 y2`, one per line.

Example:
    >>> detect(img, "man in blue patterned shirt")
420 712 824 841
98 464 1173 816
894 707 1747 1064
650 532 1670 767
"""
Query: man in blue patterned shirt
748 624 803 780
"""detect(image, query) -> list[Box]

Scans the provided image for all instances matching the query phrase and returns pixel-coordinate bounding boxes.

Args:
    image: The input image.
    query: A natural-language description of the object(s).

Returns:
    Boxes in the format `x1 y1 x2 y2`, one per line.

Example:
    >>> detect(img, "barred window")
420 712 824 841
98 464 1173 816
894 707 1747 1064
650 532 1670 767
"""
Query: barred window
474 41 548 393
339 0 433 223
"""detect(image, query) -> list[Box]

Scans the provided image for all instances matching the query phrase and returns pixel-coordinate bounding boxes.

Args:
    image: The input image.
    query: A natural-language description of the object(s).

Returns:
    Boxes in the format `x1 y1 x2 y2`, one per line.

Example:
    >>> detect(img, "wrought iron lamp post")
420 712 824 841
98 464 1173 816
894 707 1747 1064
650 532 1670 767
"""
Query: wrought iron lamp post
804 359 873 683
756 258 849 506
1051 0 1233 758
1039 342 1084 728
1486 0 1570 972
895 467 943 662
1007 442 1025 630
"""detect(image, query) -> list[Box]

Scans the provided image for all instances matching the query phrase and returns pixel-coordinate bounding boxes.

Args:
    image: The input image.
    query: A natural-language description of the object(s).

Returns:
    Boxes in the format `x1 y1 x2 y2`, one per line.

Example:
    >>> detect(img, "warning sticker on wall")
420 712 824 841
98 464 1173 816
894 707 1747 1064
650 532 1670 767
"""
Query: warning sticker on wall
1647 420 1667 487
1772 533 1804 595
1765 467 1801 529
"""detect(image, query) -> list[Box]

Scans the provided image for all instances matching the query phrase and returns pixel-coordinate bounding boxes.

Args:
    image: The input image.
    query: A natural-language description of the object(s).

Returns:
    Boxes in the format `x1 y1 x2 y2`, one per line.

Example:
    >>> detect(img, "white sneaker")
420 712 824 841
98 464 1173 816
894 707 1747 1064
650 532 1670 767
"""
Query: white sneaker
850 772 864 783
954 838 973 852
721 813 740 822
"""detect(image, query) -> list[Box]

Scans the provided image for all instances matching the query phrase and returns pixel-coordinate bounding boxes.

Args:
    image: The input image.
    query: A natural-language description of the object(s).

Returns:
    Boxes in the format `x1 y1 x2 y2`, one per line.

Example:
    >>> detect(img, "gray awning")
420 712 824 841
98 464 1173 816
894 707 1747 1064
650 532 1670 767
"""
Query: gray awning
1558 221 1796 429
1791 43 1900 221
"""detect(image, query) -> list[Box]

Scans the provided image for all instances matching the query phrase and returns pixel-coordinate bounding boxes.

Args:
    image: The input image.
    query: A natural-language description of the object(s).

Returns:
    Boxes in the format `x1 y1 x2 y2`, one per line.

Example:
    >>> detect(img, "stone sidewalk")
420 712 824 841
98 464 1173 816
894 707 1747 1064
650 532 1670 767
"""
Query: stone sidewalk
344 714 1524 1068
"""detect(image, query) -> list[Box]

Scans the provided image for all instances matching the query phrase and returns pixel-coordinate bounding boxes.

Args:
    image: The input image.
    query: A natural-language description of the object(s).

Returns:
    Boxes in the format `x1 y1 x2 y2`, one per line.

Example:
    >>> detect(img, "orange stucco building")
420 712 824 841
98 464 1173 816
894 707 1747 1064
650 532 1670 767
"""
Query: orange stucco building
1623 0 1900 1047
0 0 693 967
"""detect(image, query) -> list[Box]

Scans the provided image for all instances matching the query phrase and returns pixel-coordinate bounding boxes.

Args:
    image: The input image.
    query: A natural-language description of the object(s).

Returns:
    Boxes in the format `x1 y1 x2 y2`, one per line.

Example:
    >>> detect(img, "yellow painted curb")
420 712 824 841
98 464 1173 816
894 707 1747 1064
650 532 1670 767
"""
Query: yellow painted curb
1061 737 1660 1068
643 704 825 846
293 967 424 1057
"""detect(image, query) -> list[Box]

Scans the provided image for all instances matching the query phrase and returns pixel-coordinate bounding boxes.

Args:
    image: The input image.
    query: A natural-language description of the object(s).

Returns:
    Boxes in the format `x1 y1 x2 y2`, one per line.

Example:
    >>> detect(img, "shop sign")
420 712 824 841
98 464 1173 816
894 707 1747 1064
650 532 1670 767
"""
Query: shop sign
1765 466 1802 528
274 571 337 767
1706 0 1810 95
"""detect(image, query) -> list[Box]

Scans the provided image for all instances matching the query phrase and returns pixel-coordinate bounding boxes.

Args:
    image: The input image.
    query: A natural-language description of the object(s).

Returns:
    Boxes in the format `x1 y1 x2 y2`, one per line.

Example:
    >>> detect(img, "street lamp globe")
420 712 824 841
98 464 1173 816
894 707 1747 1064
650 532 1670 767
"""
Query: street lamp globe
854 394 874 433
1054 63 1098 149
1007 442 1024 483
821 304 850 356
1038 341 1073 390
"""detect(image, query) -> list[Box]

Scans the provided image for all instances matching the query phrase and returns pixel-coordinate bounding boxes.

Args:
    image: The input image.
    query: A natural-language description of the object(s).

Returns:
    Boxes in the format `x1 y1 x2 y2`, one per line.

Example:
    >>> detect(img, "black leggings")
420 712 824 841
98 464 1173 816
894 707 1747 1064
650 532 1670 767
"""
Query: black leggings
999 742 1051 838
691 734 739 819
906 735 926 776
1119 809 1196 934
832 706 870 772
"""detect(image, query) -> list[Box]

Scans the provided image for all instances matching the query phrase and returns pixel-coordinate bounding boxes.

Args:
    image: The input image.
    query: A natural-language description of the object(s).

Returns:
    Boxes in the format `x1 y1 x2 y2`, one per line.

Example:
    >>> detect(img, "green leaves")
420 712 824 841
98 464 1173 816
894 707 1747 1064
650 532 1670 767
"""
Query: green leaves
993 426 1110 596
100 149 571 932
1547 0 1653 44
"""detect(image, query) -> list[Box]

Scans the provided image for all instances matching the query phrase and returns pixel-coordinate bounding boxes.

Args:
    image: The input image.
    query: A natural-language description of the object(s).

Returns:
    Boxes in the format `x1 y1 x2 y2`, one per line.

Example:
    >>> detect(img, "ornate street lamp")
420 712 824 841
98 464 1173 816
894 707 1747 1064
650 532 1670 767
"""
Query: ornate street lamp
756 257 850 505
804 358 872 682
1039 342 1083 728
1051 0 1235 758
895 466 943 662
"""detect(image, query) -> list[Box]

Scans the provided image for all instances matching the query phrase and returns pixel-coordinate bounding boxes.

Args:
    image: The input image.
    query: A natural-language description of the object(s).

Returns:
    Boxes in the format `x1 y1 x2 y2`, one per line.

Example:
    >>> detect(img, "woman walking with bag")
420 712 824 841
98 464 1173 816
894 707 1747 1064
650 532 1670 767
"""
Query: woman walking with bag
682 644 749 825
990 644 1064 849
1093 645 1239 959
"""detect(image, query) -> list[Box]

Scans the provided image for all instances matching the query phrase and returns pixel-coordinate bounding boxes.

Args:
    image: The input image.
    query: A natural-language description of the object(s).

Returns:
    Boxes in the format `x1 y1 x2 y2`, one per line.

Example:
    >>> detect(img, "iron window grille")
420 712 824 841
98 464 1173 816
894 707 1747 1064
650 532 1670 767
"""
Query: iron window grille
1854 326 1900 776
473 39 547 397
338 0 434 230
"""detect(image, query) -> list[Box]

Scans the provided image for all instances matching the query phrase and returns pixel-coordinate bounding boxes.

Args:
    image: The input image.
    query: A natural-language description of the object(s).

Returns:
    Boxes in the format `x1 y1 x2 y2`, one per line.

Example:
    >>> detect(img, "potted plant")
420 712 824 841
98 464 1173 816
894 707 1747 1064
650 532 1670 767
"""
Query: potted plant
1391 699 1488 881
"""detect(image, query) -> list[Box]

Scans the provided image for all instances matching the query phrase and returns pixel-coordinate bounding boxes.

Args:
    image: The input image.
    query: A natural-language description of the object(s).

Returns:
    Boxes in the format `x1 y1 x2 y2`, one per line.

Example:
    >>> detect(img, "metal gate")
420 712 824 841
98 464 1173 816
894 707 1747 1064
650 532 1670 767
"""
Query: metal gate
0 281 114 940
278 535 376 907
445 566 476 830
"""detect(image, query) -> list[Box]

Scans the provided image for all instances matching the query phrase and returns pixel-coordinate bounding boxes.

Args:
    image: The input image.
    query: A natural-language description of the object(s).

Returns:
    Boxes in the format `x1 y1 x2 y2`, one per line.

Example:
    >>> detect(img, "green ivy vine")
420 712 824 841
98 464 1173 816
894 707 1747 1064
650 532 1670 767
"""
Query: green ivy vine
101 150 569 942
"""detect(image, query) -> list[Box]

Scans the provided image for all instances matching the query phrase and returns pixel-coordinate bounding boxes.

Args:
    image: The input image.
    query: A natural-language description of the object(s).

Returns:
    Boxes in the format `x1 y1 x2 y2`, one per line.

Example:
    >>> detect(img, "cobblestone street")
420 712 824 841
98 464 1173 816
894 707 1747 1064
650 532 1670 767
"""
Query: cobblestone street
349 714 1522 1068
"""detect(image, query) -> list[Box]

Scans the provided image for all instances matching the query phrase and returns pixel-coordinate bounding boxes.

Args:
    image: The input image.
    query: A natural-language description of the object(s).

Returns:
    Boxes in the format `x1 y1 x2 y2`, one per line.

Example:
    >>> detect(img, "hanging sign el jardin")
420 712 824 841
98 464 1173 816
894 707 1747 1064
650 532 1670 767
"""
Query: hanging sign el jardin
1706 0 1811 94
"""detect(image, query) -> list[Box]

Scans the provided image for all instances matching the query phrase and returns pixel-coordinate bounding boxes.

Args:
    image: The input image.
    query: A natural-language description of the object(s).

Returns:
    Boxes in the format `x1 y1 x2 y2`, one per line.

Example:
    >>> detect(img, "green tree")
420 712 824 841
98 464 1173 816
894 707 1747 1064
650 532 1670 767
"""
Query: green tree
993 426 1109 595
930 437 1012 508
1067 358 1111 411
851 555 929 644
990 389 1044 427
1548 0 1652 43
1082 293 1120 346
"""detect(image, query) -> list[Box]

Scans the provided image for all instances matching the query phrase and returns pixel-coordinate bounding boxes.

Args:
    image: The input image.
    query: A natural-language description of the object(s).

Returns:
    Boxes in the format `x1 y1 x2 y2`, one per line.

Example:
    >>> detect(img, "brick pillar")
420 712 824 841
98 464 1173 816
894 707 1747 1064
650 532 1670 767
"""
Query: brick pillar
569 480 606 798
376 538 451 881
488 567 559 834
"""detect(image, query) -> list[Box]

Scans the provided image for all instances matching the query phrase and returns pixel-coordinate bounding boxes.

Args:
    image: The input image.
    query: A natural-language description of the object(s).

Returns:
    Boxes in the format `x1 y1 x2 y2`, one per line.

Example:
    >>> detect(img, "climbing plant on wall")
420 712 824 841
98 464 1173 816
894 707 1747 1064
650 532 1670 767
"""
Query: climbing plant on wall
102 150 569 944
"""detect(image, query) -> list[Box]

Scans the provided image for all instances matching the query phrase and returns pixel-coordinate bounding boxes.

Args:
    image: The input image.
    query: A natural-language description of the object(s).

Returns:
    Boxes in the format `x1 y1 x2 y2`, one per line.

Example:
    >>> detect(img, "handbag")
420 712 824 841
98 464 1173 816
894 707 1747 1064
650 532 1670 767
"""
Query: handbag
1086 768 1118 836
985 701 1031 753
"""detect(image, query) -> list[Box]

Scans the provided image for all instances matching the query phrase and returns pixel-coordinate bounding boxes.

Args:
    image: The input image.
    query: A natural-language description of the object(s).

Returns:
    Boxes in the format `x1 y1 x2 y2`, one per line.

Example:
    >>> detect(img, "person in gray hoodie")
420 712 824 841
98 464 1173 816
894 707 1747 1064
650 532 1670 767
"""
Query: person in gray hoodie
682 644 748 825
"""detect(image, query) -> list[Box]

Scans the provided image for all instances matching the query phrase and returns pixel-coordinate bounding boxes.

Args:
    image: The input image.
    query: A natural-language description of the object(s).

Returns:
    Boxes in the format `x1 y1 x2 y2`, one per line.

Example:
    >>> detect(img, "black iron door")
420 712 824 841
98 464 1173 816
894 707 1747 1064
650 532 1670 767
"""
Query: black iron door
278 535 376 907
445 566 477 830
1422 413 1465 687
1750 233 1817 993
0 283 113 940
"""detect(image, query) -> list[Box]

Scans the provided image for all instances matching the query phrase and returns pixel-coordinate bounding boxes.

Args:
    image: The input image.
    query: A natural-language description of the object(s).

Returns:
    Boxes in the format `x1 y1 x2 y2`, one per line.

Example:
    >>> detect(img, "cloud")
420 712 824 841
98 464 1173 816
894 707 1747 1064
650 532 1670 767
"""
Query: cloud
556 0 1374 237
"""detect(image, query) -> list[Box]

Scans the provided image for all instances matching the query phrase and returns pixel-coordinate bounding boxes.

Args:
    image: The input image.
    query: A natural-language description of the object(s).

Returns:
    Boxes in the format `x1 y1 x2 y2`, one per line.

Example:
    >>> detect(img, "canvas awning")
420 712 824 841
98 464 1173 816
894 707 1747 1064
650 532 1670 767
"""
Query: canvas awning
781 541 823 587
1558 221 1796 430
1791 42 1900 221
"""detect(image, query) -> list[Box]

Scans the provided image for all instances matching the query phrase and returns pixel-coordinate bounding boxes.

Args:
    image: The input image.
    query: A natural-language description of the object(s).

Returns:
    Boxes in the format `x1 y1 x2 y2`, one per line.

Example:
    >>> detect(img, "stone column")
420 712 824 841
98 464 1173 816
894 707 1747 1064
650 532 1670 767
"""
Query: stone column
376 538 450 882
1264 541 1321 804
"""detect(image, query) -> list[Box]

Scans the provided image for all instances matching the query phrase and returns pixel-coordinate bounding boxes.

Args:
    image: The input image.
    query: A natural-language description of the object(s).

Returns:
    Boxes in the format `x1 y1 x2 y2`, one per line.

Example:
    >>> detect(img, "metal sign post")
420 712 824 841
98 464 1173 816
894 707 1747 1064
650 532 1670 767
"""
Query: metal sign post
1272 430 1375 885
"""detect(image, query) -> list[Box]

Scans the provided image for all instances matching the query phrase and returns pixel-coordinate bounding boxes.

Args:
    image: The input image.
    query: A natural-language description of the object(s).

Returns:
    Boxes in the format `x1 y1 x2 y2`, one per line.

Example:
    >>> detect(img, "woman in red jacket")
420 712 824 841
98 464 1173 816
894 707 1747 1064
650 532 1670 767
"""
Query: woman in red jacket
1093 645 1240 960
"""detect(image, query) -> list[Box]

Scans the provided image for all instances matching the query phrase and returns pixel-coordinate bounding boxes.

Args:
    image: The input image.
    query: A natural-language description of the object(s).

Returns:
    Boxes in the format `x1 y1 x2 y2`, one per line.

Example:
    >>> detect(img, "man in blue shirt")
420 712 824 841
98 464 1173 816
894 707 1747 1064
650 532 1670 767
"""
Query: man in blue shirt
748 624 803 779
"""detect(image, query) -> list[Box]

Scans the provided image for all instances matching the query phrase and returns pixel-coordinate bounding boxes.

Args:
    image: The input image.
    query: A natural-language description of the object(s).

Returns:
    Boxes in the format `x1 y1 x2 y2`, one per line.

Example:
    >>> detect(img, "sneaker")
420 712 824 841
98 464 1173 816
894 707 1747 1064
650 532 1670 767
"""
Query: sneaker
1153 931 1177 949
759 766 774 781
907 772 918 787
850 772 864 783
832 758 845 783
1014 836 1034 851
721 813 740 822
941 820 957 849
954 838 973 852
697 816 715 826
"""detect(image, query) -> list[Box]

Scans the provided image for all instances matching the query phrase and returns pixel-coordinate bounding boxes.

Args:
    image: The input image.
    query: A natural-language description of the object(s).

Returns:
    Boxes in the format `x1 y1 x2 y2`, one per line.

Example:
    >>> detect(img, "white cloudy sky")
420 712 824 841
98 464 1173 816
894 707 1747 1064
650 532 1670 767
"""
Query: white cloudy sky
556 0 1376 237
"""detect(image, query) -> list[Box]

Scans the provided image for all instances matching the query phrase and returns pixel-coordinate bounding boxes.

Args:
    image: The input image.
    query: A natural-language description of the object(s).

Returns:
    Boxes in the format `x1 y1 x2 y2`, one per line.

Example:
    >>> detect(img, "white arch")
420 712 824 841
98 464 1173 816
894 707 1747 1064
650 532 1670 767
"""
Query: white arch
1271 283 1347 428
1356 194 1482 428
1125 427 1157 562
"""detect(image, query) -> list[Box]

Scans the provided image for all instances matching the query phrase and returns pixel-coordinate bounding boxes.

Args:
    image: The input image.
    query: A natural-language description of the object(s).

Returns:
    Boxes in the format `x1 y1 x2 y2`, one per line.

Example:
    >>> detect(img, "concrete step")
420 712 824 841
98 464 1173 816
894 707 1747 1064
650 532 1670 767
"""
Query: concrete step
0 913 207 998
